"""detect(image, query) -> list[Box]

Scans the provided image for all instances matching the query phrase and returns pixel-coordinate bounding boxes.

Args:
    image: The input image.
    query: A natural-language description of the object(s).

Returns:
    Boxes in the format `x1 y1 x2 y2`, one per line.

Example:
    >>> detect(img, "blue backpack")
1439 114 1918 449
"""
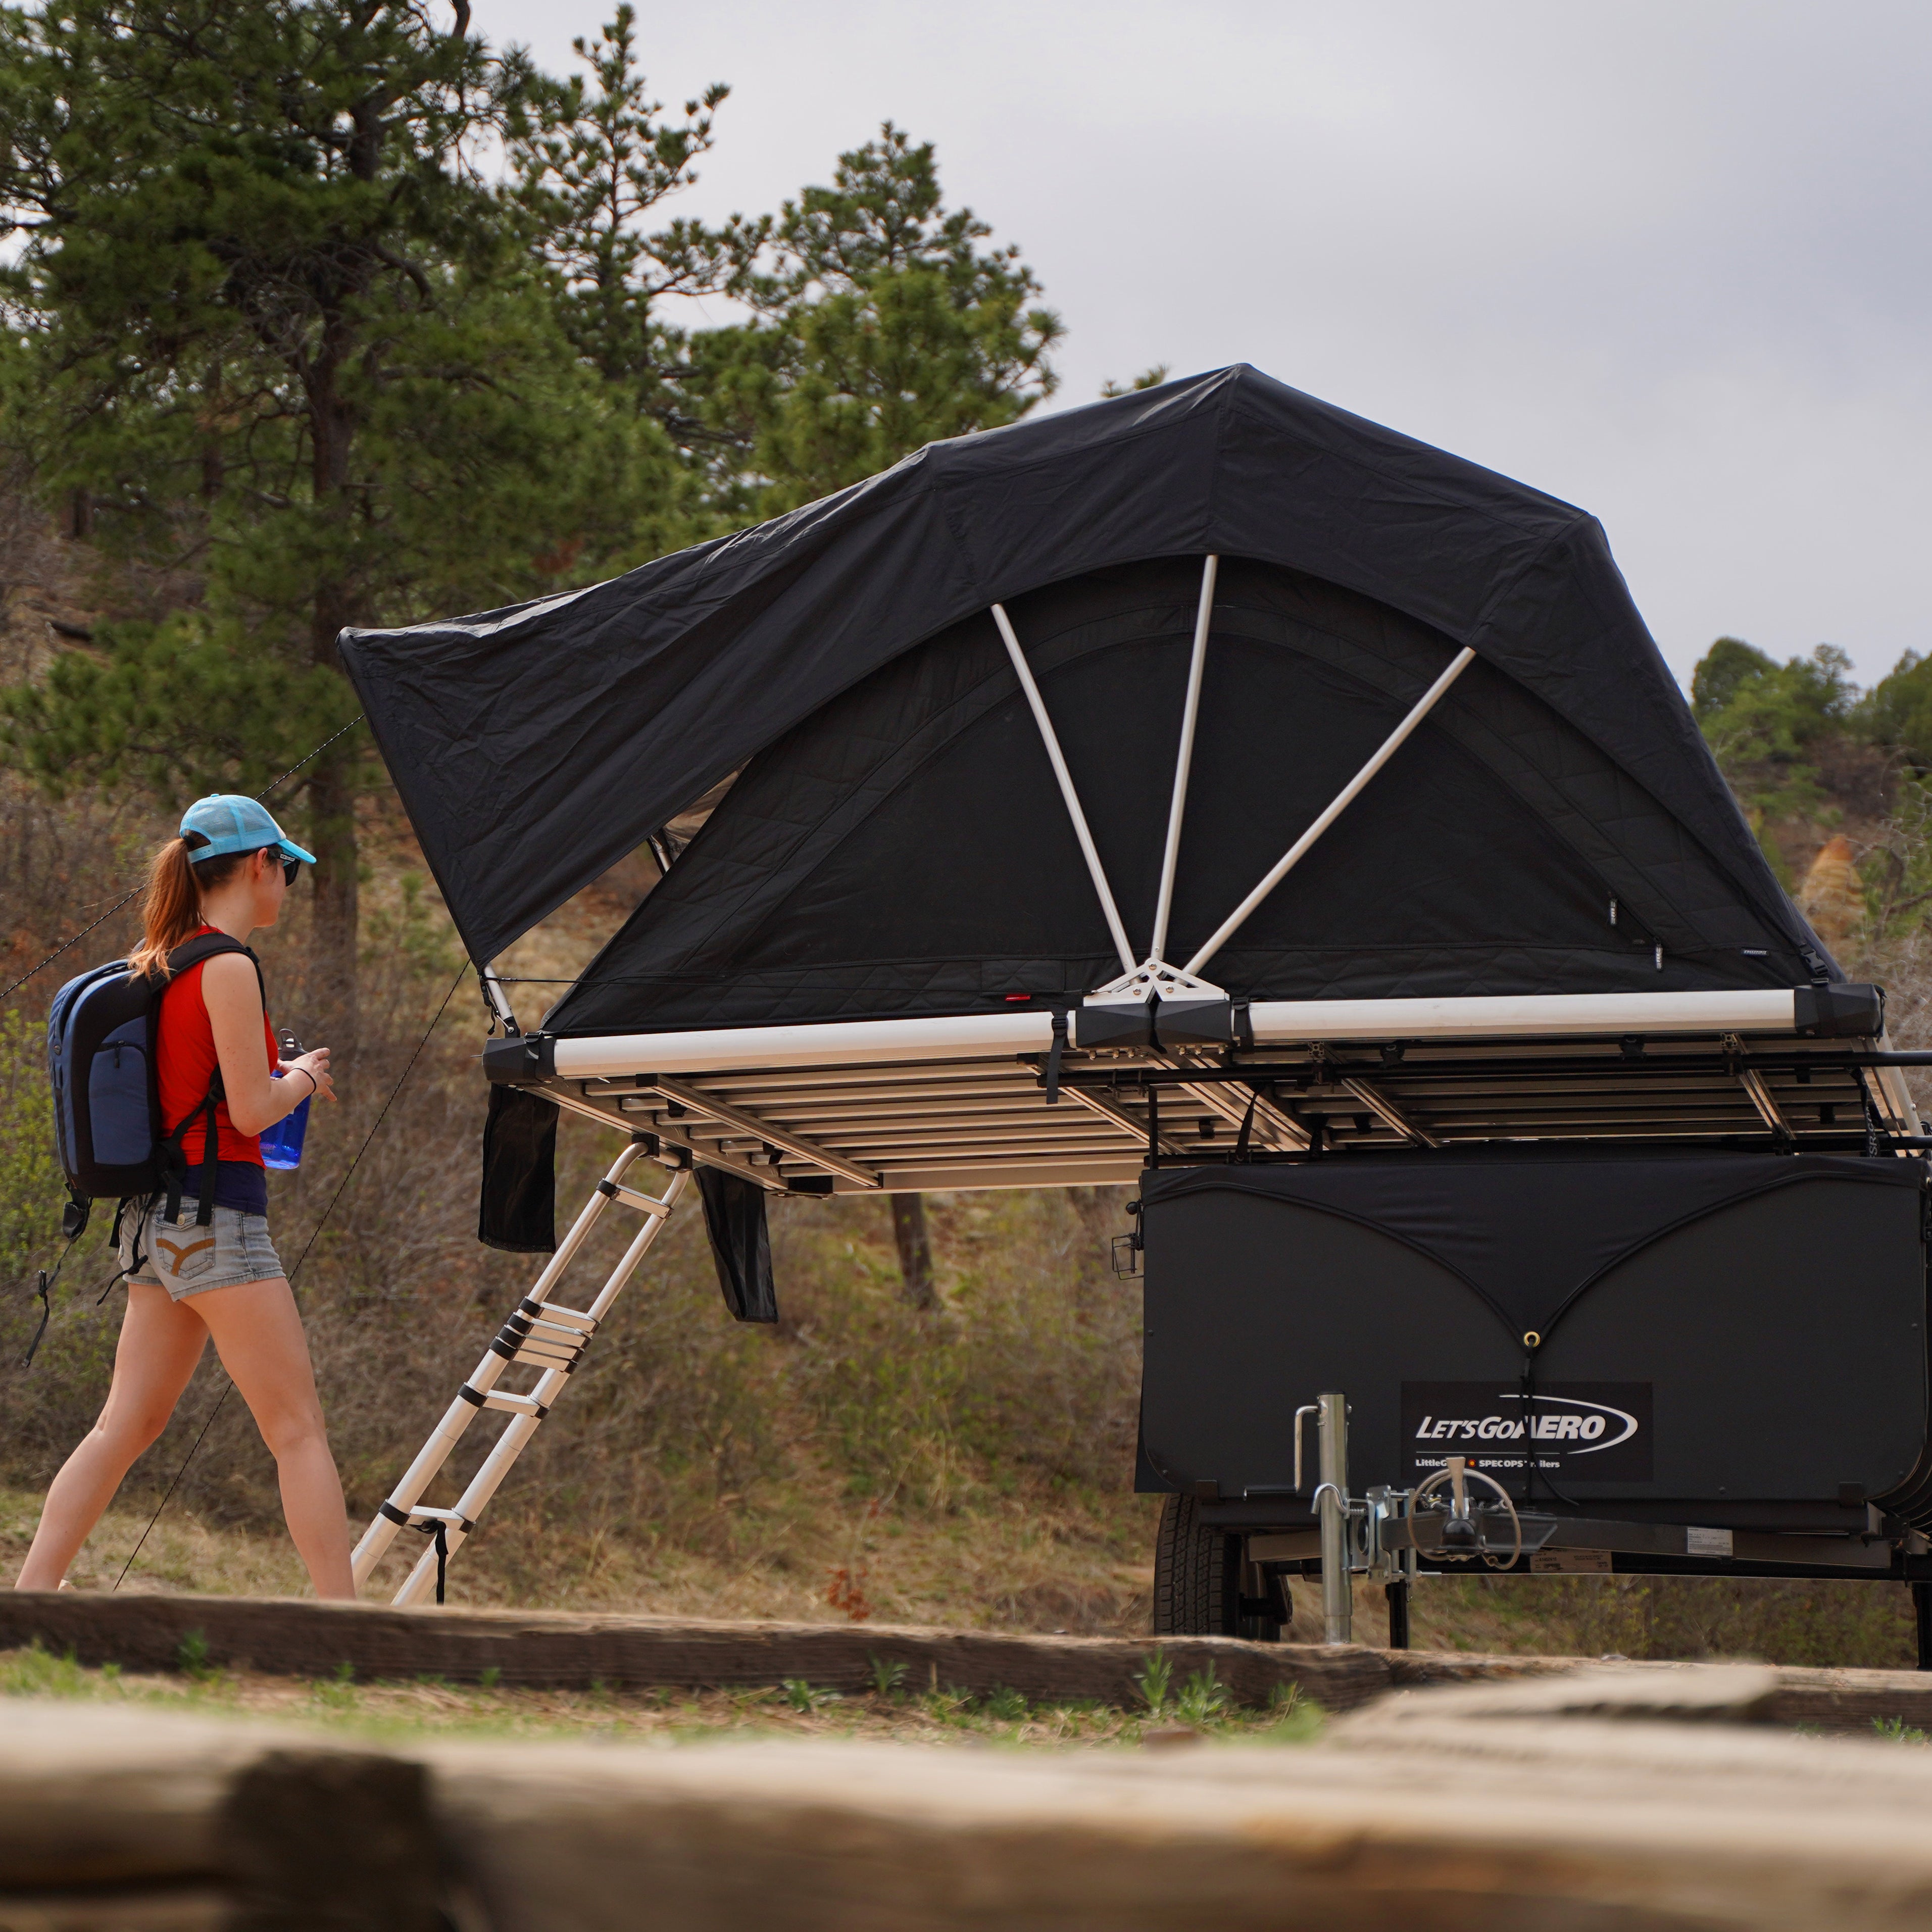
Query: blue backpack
46 931 260 1239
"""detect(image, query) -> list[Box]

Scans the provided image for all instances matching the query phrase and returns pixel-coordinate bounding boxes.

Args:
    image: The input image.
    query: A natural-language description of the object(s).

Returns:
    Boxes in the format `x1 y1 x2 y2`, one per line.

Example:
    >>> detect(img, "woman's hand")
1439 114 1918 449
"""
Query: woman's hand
283 1048 335 1105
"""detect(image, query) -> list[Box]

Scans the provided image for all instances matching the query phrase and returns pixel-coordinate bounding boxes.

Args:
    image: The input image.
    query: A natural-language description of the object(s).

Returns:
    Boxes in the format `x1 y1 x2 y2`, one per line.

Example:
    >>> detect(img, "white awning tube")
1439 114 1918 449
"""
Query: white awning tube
545 990 1816 1084
551 1010 1056 1079
1246 989 1800 1043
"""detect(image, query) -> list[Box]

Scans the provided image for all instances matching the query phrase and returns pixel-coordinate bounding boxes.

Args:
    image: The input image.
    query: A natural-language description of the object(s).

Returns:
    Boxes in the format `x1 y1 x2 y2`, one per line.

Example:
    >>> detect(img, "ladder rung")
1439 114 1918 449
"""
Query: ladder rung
492 1305 594 1370
520 1297 596 1331
459 1383 550 1418
514 1315 594 1343
497 1343 579 1371
597 1179 672 1217
379 1500 474 1531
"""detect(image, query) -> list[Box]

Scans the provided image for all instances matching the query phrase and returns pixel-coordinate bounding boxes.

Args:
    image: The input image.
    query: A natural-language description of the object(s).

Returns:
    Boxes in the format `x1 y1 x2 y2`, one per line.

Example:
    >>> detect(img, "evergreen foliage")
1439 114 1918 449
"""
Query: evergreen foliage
691 124 1064 515
1861 653 1932 774
0 1 699 1024
1689 636 1857 822
0 5 1060 1014
511 3 763 445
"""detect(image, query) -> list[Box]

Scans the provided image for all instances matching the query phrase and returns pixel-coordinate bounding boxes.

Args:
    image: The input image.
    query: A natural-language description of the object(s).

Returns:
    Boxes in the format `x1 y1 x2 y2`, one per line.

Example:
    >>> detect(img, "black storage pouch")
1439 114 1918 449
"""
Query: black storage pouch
697 1165 777 1323
478 1083 558 1253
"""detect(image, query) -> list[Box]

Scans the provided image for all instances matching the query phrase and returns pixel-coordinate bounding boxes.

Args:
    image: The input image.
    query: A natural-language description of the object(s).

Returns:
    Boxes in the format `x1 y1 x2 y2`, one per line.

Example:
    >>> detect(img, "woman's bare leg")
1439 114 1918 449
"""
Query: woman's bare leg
188 1275 354 1599
15 1282 209 1590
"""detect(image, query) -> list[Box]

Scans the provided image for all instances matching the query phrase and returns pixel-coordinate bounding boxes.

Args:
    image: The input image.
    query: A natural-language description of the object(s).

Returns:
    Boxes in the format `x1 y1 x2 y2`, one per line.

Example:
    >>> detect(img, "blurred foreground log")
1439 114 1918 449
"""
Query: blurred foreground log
13 1669 1932 1929
0 1700 443 1930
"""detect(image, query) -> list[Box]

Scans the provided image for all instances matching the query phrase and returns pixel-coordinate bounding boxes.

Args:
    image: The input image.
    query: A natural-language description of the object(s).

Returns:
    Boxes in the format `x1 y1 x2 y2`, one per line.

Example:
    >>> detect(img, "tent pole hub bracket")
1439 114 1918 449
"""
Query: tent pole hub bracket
1086 957 1225 1007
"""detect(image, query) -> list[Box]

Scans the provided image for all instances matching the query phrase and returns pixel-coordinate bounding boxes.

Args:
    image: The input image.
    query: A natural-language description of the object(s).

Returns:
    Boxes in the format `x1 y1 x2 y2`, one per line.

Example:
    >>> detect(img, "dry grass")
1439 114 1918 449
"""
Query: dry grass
0 1641 1327 1750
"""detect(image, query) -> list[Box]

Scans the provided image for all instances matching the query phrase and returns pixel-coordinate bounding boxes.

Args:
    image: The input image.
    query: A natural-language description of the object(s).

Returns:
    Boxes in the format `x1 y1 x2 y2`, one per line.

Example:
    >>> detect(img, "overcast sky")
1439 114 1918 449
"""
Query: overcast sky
487 0 1929 694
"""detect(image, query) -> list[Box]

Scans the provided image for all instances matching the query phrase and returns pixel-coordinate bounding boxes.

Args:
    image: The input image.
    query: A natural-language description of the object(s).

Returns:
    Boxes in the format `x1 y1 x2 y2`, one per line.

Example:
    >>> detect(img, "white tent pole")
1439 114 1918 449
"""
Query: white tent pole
991 602 1136 976
1149 554 1218 965
1183 646 1477 977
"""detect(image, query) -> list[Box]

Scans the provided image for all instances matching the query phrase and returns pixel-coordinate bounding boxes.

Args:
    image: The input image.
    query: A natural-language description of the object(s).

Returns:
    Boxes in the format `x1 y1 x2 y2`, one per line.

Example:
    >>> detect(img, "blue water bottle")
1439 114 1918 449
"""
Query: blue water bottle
260 1028 311 1171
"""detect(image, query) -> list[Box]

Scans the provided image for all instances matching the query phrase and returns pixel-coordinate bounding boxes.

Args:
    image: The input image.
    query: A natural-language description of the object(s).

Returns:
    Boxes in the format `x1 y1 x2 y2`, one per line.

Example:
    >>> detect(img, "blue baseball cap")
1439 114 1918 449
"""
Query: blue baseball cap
179 794 317 866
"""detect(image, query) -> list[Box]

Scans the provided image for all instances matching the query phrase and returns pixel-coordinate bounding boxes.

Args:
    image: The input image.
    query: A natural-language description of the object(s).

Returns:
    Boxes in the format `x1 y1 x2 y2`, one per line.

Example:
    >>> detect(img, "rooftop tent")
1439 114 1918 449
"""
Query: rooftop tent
337 364 1835 1028
338 367 1930 1616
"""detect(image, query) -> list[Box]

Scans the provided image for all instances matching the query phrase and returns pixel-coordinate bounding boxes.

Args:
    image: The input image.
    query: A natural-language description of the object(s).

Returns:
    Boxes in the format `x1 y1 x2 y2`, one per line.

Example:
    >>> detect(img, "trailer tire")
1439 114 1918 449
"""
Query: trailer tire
1151 1494 1240 1636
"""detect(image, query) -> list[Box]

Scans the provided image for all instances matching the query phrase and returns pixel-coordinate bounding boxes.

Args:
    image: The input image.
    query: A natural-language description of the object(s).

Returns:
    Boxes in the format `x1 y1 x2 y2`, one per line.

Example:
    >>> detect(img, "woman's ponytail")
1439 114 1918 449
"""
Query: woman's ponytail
129 838 205 979
130 826 262 978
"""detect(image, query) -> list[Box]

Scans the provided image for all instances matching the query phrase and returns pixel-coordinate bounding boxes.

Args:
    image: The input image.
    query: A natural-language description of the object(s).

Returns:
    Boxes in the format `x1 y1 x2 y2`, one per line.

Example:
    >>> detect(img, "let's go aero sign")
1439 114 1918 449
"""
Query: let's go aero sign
1401 1383 1652 1481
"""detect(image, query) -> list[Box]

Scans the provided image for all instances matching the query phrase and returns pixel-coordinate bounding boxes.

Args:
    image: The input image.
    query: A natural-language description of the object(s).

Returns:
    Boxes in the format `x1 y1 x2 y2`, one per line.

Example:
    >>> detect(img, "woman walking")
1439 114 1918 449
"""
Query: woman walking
15 795 352 1598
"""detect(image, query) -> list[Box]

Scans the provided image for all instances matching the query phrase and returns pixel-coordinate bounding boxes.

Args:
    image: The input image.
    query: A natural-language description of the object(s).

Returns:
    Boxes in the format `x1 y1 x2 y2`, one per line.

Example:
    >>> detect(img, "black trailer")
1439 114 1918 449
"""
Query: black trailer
336 365 1932 1642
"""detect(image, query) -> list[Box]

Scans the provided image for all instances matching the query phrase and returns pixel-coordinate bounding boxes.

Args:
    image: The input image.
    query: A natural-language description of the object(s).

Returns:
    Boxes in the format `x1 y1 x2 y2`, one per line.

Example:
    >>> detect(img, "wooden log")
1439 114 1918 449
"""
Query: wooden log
420 1720 1932 1932
1339 1661 1792 1729
0 1886 231 1931
1355 1656 1932 1738
17 1691 1932 1930
8 1593 1930 1730
0 1701 444 1929
0 1591 1580 1710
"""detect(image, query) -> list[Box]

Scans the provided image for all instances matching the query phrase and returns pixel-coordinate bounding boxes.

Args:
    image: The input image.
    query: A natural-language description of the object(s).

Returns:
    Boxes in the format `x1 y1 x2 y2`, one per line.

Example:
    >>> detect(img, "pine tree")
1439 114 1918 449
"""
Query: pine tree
691 124 1064 515
512 2 763 452
0 1 693 1038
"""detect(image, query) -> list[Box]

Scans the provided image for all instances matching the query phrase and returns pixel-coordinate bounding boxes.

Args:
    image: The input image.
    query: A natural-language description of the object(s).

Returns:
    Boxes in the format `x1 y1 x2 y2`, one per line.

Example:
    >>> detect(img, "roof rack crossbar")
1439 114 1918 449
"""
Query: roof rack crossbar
641 1075 882 1188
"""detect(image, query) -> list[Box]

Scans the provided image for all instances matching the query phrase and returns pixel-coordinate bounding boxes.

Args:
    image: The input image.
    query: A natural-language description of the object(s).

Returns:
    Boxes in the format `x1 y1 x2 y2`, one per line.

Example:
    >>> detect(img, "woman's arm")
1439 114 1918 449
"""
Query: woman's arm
200 953 334 1135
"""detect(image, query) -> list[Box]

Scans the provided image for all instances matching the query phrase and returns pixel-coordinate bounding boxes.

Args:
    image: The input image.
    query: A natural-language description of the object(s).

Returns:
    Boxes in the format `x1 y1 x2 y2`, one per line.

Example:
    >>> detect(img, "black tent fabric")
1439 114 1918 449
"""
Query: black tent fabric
695 1167 777 1323
477 1084 557 1253
338 366 1828 1004
541 556 1824 1034
1136 1149 1930 1515
1138 1149 1926 1350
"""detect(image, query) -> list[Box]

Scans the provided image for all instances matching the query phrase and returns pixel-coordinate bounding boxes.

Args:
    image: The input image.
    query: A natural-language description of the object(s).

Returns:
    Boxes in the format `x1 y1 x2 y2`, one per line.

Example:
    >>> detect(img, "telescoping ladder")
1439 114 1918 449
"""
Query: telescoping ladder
351 1135 687 1605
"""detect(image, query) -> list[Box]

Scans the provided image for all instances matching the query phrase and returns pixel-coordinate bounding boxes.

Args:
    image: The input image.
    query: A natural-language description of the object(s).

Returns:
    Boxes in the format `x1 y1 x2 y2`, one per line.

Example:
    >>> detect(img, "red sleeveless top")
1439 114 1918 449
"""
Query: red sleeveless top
157 926 278 1167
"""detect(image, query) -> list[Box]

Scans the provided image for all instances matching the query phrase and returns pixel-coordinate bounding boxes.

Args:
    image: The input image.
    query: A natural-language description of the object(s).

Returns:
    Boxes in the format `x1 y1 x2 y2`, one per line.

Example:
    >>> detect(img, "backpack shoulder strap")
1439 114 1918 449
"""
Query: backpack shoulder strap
165 930 263 995
158 932 266 1228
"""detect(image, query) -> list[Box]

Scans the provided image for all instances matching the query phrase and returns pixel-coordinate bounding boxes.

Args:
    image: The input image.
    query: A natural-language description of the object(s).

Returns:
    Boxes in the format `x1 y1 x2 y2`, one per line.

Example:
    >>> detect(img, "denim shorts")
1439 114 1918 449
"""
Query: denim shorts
122 1197 285 1300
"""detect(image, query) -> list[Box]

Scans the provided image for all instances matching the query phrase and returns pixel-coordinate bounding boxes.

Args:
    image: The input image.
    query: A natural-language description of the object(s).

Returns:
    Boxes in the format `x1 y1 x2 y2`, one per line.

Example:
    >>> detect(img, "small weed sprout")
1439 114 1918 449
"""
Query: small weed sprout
479 1666 502 1691
1132 1651 1173 1718
312 1660 357 1710
984 1684 1028 1722
783 1678 833 1712
175 1630 213 1679
1875 1716 1930 1744
1174 1666 1226 1726
868 1654 909 1697
1262 1678 1323 1742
